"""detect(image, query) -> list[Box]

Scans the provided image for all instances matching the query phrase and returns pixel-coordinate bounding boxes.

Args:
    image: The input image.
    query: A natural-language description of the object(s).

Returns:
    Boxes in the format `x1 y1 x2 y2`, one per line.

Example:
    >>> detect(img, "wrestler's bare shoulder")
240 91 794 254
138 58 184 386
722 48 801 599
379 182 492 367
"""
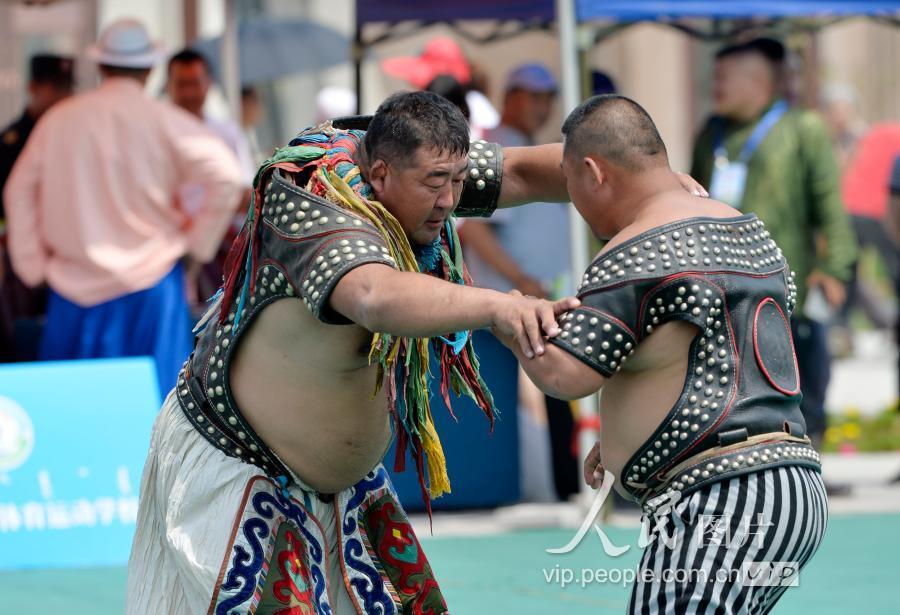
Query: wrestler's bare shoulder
601 192 740 255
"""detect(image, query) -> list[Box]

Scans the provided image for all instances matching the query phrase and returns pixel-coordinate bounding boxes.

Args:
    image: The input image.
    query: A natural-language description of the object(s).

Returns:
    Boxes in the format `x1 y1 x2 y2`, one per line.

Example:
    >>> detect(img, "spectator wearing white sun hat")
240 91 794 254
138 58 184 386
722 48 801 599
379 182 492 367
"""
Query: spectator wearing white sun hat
3 18 244 398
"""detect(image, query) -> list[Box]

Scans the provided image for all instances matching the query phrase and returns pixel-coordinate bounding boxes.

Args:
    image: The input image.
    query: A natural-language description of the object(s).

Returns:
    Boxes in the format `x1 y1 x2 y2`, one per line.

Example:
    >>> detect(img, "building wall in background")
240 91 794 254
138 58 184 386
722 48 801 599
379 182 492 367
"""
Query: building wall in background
819 18 900 126
589 23 694 172
0 0 96 121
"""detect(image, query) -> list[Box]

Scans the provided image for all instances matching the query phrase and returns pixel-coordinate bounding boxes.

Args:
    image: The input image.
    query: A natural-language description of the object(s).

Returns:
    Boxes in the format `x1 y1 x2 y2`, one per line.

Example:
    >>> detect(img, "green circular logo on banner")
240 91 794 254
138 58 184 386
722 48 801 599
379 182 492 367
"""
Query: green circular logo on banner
0 396 34 472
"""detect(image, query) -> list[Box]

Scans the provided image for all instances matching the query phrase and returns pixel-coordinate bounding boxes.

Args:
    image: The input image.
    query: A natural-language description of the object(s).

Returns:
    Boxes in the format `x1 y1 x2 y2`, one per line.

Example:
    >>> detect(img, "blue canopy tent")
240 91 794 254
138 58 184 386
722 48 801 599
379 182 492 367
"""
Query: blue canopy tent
356 0 554 24
356 1 900 46
355 0 900 98
574 1 900 44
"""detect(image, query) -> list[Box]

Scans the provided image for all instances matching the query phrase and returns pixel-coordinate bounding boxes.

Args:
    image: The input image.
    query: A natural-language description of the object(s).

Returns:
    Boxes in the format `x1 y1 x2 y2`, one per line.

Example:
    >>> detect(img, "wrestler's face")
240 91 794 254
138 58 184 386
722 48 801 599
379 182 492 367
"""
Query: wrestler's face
368 146 468 246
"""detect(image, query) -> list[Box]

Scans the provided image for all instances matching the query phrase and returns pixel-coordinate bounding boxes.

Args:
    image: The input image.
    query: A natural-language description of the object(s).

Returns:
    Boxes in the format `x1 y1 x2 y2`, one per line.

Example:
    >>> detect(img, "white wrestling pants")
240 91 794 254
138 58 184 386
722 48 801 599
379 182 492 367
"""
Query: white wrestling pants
126 392 356 614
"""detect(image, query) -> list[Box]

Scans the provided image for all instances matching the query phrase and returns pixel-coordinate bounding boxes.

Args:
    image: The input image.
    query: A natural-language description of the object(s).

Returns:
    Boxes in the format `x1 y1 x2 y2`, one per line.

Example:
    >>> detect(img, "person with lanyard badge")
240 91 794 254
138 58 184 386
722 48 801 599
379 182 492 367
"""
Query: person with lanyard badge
691 38 857 496
708 99 788 210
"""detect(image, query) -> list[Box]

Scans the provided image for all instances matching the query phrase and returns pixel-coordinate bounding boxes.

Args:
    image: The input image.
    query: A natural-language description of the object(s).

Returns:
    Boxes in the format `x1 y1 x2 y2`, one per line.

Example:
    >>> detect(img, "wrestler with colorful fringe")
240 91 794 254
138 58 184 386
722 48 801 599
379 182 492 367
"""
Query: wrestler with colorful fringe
219 126 497 509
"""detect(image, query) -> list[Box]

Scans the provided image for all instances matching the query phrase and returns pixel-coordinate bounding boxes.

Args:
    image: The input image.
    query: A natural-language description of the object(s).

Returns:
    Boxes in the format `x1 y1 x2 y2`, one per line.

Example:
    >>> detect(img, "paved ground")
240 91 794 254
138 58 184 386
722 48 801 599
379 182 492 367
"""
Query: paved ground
827 330 896 416
1 331 896 613
1 510 895 614
411 452 900 537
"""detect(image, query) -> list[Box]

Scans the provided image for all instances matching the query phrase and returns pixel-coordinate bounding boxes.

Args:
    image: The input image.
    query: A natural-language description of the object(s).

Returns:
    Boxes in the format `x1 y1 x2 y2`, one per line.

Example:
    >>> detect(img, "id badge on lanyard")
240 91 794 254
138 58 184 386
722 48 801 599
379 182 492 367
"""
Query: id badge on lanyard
709 101 788 209
709 157 748 208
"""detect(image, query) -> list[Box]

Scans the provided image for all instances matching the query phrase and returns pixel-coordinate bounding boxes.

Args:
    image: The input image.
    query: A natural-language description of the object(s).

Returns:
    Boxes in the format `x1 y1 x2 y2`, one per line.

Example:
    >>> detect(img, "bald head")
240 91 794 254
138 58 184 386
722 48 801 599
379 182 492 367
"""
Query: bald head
562 95 668 171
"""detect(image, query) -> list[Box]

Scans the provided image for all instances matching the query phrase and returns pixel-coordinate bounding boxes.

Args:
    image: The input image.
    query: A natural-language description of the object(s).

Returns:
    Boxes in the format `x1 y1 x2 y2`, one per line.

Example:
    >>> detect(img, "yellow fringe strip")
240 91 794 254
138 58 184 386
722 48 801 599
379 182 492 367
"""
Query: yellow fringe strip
421 410 451 496
315 168 450 498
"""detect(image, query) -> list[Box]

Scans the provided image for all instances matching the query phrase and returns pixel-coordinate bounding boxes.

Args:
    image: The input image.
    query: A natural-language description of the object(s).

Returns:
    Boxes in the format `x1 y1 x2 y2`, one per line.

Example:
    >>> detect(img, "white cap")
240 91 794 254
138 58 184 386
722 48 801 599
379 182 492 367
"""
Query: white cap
86 18 166 69
466 90 500 131
316 86 357 123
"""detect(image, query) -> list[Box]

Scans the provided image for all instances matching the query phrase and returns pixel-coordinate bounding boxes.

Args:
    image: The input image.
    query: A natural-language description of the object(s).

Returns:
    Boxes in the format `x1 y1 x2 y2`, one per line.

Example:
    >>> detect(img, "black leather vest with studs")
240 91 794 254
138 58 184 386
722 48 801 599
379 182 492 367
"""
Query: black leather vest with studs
551 214 821 504
172 129 504 483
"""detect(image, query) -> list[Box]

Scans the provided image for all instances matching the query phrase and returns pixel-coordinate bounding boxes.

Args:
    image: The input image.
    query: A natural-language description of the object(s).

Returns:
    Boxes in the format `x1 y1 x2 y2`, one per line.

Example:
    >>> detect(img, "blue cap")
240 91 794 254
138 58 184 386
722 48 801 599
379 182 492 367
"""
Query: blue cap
505 63 558 93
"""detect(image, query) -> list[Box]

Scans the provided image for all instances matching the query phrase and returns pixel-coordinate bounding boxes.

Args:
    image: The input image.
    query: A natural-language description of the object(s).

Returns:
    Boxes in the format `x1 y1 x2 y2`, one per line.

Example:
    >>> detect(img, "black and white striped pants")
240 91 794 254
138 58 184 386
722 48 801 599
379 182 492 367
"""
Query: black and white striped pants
628 465 827 614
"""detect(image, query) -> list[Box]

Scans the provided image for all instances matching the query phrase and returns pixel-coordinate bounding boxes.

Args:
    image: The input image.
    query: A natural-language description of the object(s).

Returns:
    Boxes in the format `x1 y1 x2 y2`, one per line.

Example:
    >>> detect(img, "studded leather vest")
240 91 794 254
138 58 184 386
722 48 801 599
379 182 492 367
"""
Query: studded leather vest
552 214 821 506
173 121 503 485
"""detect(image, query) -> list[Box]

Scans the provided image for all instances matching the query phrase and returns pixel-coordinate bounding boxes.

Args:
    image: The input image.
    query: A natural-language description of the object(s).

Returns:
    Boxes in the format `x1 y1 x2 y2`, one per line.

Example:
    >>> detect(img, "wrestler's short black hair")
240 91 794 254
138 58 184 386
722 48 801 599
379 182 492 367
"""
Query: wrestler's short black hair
365 91 470 166
562 94 668 171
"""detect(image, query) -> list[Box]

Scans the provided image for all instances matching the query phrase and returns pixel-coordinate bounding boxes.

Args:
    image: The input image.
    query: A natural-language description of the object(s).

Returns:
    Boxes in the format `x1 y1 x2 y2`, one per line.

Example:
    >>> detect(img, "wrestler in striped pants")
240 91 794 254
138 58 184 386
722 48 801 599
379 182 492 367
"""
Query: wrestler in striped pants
629 465 827 614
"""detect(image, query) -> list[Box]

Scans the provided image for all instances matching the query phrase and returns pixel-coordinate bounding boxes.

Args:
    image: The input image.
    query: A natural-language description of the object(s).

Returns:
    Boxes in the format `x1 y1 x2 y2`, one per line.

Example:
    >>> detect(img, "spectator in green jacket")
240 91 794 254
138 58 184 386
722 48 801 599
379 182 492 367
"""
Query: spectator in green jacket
691 38 858 494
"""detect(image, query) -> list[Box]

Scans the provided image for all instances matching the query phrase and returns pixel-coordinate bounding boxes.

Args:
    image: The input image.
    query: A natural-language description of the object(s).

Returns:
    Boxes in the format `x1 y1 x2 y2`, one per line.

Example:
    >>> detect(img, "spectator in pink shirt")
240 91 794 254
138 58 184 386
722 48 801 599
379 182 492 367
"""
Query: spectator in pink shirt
3 19 244 397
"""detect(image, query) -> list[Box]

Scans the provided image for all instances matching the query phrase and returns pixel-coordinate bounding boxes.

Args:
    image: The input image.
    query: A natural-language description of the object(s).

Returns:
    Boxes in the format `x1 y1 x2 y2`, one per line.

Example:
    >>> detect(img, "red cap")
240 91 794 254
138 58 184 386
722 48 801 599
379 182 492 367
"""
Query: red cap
381 37 471 89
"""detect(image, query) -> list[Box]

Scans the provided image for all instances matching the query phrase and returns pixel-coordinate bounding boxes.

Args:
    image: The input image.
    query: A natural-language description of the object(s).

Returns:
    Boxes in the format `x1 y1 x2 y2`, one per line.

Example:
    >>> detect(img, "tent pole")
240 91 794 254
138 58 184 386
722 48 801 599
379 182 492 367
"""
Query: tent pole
557 0 600 500
557 0 587 294
183 0 198 45
221 0 241 121
354 23 363 115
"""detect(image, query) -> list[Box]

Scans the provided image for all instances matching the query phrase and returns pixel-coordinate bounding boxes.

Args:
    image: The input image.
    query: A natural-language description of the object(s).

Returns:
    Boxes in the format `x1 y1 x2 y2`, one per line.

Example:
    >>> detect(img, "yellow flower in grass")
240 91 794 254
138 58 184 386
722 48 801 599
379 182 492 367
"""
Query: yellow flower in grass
842 423 861 440
825 426 841 444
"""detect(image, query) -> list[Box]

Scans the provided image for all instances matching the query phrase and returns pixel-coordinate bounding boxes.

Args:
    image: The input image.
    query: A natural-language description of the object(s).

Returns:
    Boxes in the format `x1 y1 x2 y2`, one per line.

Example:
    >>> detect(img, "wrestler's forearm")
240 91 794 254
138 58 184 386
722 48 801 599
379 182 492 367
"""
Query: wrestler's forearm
331 264 502 337
497 144 569 207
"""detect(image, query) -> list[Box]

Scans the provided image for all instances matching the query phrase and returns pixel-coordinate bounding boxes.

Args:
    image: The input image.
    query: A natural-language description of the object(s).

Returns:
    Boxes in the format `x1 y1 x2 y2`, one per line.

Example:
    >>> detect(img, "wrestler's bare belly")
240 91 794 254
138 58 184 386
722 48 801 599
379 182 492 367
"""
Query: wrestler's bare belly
597 321 698 497
229 299 392 494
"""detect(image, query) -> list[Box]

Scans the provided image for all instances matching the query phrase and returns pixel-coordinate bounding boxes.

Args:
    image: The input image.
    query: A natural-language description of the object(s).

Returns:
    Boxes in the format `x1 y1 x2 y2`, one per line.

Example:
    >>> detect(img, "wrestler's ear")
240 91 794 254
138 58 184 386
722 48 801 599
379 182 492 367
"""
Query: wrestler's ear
583 156 604 188
368 158 389 193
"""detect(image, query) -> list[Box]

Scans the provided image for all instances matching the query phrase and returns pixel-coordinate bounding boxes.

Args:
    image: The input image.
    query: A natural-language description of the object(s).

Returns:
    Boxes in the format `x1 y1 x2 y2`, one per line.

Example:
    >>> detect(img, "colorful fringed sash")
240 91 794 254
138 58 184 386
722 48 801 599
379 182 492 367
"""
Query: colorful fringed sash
220 123 498 513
